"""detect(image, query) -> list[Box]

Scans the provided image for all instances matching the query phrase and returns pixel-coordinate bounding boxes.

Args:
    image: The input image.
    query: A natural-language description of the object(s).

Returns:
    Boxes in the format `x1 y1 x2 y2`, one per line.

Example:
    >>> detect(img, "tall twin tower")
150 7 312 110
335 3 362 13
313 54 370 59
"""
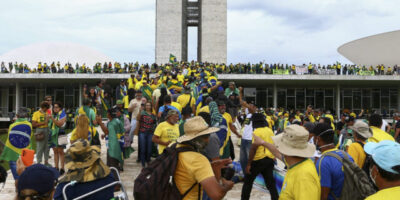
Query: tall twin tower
155 0 227 64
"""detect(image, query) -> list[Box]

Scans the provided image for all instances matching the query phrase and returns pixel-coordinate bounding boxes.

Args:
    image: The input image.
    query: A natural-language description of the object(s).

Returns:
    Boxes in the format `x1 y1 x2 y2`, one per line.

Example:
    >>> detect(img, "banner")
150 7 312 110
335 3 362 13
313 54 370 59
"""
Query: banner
359 71 375 76
273 69 289 75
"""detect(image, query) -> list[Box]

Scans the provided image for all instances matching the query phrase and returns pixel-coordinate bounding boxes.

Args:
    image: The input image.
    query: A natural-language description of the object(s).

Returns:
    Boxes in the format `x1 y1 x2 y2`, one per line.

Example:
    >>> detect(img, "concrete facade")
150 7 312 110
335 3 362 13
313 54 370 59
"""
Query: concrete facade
338 30 400 66
155 0 183 64
155 0 227 64
200 0 227 64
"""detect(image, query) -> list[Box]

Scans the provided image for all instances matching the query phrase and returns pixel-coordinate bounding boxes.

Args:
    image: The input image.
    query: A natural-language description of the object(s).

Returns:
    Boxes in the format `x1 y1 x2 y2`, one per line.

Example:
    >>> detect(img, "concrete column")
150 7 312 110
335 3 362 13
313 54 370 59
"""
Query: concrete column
336 84 341 120
79 83 83 107
273 82 277 109
397 88 400 112
15 82 21 112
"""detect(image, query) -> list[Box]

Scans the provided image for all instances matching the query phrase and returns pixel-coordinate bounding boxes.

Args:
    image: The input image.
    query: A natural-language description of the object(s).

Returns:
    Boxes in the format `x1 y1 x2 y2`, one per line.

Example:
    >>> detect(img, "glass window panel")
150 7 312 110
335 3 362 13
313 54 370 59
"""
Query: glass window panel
9 86 15 95
343 89 352 97
277 90 286 108
325 97 334 111
343 97 352 109
27 96 36 109
390 94 397 109
325 89 334 96
65 87 74 95
75 89 80 108
267 97 273 108
287 89 295 96
381 89 389 97
362 97 370 109
316 91 324 108
306 89 314 96
306 97 314 108
268 89 273 96
382 97 389 110
362 89 371 97
65 96 74 109
287 97 295 110
372 91 380 108
46 88 54 97
256 89 267 108
27 87 35 95
353 92 361 109
55 90 64 104
296 89 305 110
22 90 27 107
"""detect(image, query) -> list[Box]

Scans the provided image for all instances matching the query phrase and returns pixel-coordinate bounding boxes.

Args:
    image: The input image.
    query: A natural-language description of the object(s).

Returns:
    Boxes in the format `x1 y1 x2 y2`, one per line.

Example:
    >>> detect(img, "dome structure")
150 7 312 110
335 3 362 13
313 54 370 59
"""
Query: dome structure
338 30 400 66
0 42 113 69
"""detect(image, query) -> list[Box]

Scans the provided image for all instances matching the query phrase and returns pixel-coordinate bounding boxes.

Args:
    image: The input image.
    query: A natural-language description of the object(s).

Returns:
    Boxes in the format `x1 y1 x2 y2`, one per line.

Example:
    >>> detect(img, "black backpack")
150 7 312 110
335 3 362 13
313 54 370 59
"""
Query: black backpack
160 105 172 122
133 143 201 200
319 150 376 200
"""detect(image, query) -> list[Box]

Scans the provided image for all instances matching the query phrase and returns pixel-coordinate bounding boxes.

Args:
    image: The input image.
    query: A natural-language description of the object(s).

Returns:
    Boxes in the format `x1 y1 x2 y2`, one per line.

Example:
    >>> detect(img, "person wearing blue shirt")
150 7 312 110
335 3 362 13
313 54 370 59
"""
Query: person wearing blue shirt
314 123 354 200
157 96 181 119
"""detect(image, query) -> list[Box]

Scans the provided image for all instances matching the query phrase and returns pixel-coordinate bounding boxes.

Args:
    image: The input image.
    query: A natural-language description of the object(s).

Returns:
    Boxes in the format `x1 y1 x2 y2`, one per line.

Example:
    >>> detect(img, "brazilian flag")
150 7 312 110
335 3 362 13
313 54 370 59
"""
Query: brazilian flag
169 54 177 64
0 119 33 161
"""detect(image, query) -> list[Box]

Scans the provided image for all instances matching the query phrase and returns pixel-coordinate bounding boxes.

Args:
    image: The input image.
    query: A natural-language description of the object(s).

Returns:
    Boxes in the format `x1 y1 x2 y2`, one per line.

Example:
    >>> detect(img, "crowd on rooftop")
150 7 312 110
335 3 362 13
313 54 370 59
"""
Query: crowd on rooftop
1 61 400 75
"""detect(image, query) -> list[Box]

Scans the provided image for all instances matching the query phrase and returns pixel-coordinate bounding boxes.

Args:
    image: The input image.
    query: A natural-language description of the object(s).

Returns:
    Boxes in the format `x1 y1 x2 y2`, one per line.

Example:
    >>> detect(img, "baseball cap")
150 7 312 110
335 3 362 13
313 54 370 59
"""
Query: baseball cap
17 164 59 194
364 140 400 174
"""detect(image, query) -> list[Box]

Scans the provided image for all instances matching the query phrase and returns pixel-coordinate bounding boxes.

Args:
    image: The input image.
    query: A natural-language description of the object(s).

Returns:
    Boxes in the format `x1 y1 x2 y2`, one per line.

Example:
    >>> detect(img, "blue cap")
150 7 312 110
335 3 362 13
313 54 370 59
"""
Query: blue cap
17 164 59 194
364 140 400 174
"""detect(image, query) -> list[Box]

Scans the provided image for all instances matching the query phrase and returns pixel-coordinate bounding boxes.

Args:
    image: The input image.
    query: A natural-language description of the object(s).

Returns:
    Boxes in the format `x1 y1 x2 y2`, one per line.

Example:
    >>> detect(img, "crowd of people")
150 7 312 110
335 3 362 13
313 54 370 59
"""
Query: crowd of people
2 61 400 76
0 68 400 200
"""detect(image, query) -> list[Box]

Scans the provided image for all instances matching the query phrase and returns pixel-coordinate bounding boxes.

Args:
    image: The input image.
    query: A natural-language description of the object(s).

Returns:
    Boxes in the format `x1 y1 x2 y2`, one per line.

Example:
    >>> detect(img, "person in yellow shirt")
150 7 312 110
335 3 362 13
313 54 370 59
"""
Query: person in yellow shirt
368 114 395 142
177 86 196 114
241 113 278 200
253 125 321 200
152 110 180 154
32 101 50 165
364 141 400 200
347 121 372 168
174 116 234 200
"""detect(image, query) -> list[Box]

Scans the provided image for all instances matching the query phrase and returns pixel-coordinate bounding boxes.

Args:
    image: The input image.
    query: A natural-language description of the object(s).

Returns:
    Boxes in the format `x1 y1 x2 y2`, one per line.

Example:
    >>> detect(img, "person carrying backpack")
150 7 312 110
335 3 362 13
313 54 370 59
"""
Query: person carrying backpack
364 140 400 199
315 123 375 200
347 120 372 168
177 85 196 115
134 116 234 200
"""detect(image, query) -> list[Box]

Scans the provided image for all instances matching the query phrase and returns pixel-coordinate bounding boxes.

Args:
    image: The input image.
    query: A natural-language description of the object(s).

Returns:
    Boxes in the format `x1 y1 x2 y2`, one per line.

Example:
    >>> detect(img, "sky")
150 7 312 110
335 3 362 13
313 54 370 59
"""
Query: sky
0 0 399 65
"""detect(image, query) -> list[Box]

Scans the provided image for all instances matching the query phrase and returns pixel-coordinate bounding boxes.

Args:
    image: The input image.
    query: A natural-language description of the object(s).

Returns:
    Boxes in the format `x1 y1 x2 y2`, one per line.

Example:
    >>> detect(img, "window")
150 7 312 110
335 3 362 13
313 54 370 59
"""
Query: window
316 90 324 108
296 89 305 109
277 90 286 108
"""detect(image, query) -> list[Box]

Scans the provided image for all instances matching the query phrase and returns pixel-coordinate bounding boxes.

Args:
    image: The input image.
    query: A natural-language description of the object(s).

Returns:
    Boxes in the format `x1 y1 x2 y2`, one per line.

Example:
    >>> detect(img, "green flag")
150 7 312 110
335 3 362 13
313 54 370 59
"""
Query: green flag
169 54 177 63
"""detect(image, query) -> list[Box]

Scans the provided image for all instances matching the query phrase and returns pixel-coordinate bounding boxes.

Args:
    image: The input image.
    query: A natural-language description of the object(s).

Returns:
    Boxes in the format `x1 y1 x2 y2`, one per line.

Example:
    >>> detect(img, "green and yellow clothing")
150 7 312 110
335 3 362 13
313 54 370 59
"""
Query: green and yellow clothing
32 110 48 128
368 126 395 143
252 127 274 161
347 141 366 168
365 186 400 200
107 118 124 164
154 121 180 154
279 159 321 200
175 144 214 200
177 94 195 109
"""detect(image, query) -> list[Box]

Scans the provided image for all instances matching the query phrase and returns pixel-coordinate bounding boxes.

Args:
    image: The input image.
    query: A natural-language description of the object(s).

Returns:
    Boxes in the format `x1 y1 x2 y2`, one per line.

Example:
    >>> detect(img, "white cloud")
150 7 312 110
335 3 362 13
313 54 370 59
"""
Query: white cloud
0 0 399 65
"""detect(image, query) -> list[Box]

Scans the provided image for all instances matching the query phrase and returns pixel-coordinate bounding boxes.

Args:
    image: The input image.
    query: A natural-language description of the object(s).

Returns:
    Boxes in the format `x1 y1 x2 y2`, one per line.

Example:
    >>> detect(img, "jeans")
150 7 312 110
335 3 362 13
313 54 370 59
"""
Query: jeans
240 139 252 174
139 132 153 167
241 157 278 200
36 128 50 164
9 161 19 180
129 119 137 142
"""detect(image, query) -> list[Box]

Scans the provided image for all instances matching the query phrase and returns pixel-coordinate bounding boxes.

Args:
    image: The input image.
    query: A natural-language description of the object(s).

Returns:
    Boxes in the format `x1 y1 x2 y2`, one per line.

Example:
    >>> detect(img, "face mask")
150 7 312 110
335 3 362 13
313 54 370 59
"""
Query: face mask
369 166 377 187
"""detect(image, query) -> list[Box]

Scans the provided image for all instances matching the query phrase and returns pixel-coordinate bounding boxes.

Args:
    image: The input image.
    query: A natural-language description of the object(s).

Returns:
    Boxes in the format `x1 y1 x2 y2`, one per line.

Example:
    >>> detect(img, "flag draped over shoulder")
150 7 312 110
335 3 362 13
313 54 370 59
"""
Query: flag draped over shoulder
0 119 33 161
49 110 66 146
141 85 153 101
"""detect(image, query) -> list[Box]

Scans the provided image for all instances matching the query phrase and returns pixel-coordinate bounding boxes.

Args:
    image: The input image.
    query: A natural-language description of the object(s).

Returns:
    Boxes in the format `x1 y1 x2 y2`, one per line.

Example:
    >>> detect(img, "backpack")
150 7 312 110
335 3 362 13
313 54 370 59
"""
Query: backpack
133 143 201 200
160 105 172 122
319 150 376 200
355 142 377 190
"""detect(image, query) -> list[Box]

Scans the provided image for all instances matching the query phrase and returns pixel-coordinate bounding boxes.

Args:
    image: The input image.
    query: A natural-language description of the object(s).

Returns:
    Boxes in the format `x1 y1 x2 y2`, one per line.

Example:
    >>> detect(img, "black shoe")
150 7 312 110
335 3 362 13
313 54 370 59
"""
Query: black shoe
59 168 65 175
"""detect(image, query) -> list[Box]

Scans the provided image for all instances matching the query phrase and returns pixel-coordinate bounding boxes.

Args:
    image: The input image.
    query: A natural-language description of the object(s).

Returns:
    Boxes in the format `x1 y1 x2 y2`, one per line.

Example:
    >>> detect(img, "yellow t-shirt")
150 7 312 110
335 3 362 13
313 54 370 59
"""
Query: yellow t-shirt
177 74 185 83
368 126 395 143
197 106 209 115
127 77 135 89
69 127 95 142
175 146 214 200
252 127 275 161
171 102 182 113
266 115 274 129
347 142 366 168
154 122 180 154
32 110 48 128
177 94 195 109
365 186 400 200
280 159 321 200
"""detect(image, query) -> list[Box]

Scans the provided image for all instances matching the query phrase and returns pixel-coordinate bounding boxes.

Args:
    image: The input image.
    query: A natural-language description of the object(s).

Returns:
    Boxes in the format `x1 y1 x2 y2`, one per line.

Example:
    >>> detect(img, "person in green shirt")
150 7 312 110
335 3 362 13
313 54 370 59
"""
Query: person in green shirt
224 81 239 97
102 108 124 172
0 107 33 181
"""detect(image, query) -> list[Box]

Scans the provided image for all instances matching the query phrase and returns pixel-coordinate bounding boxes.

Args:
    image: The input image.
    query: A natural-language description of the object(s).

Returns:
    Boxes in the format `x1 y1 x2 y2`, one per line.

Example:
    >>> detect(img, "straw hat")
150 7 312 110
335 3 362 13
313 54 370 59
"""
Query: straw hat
177 116 219 143
272 124 316 158
349 120 372 139
60 139 110 183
